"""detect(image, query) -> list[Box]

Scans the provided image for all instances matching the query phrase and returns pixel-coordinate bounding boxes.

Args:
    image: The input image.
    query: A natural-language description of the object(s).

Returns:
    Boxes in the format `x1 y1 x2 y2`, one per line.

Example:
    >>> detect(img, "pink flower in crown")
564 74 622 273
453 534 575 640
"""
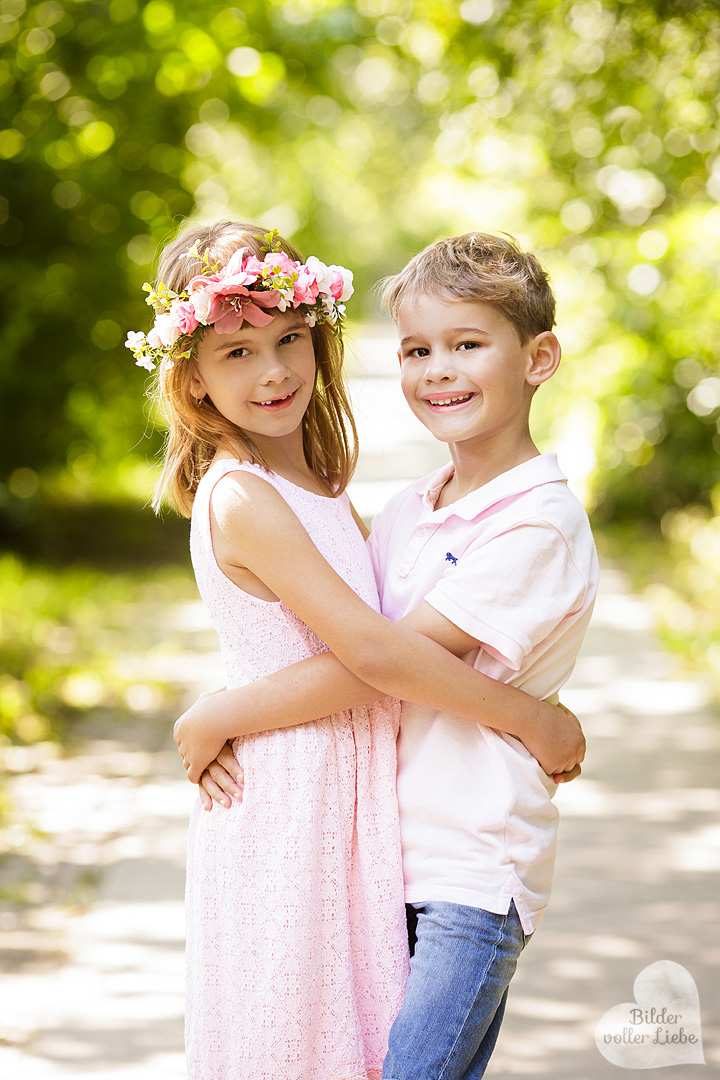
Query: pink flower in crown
293 266 321 305
329 265 353 302
147 310 184 349
187 276 225 325
212 289 281 333
242 255 267 277
169 298 199 337
261 251 300 278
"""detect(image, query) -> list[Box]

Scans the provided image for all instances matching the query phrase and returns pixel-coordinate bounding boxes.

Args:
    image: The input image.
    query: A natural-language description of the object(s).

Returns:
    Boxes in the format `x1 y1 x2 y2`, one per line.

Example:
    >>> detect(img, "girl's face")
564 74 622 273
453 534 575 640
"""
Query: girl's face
189 310 317 447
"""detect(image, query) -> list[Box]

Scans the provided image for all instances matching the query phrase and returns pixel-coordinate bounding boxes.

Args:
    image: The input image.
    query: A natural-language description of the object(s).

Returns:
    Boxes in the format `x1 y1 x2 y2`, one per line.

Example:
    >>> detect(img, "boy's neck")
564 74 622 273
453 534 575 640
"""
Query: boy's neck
435 432 540 508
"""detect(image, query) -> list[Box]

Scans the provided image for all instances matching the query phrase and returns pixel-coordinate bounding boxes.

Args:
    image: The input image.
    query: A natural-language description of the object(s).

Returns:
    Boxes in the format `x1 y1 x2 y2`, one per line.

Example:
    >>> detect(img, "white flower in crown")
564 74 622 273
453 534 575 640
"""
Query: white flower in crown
303 256 333 292
147 311 184 349
126 330 146 350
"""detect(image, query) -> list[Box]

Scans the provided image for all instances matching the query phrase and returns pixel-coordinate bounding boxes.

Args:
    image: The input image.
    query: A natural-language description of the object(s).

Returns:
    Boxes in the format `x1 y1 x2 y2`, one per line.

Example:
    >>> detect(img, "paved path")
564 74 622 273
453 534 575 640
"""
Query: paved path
1 339 719 1078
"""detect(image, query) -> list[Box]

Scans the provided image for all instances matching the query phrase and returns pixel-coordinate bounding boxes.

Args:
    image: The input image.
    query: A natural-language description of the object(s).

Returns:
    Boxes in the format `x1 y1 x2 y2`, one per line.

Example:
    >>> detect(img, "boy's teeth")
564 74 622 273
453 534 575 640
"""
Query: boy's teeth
433 394 471 406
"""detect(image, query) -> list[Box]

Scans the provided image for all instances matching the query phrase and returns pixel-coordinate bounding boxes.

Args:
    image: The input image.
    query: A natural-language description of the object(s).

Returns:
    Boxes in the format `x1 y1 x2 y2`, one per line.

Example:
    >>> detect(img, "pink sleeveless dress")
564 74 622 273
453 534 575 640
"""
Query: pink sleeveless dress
185 459 408 1080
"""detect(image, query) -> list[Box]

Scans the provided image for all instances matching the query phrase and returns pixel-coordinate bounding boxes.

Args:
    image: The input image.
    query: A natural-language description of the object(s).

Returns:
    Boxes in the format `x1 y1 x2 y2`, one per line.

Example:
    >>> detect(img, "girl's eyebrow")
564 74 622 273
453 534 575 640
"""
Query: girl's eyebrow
212 319 307 351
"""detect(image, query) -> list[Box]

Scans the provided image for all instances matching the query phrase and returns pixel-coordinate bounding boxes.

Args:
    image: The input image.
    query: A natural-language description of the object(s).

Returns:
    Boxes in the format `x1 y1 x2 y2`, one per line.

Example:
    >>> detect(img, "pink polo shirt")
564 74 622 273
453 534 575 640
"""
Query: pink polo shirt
367 453 598 933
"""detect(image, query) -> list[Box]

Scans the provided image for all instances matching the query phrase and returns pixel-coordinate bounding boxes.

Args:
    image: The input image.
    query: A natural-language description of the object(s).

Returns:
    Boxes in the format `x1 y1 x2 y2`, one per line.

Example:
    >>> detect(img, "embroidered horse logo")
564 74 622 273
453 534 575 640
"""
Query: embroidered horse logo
445 552 458 566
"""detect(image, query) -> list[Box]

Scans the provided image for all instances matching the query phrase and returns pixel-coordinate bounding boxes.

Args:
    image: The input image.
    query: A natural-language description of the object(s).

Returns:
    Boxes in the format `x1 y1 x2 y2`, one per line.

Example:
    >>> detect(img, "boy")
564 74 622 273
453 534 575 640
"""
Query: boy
180 232 598 1078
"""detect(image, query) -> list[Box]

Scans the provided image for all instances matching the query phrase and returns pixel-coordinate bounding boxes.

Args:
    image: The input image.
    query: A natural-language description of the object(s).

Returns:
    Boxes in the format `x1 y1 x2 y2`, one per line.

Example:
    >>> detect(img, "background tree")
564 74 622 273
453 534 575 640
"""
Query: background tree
1 0 719 525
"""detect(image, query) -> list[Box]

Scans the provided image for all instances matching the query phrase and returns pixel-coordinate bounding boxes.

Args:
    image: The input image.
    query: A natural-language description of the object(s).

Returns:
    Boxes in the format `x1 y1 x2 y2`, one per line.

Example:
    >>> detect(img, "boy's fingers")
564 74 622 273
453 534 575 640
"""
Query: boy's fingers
554 763 582 784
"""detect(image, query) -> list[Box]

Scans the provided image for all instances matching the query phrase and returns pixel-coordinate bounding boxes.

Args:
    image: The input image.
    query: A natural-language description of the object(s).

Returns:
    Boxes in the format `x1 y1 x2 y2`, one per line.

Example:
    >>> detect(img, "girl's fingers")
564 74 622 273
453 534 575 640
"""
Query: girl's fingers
199 770 235 809
217 742 244 783
207 758 244 801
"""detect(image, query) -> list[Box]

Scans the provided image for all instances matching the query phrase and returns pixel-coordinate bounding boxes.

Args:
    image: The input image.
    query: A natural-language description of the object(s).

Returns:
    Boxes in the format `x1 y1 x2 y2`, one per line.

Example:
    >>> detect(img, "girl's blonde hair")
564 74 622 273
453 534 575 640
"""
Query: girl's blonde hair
148 220 358 517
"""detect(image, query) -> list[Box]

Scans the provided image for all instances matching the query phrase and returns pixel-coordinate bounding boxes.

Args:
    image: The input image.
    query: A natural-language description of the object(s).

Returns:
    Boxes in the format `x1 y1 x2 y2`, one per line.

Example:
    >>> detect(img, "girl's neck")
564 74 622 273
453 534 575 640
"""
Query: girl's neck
214 433 329 497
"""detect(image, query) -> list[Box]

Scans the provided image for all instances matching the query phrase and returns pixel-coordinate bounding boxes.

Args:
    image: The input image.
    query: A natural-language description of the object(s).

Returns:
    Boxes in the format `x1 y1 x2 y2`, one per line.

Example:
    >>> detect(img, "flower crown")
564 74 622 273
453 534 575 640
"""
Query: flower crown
125 231 354 373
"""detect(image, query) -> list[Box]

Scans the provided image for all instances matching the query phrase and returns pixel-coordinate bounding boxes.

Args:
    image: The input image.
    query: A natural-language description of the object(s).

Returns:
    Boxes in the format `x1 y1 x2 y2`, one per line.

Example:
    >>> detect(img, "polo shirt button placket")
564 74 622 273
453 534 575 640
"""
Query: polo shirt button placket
397 523 434 577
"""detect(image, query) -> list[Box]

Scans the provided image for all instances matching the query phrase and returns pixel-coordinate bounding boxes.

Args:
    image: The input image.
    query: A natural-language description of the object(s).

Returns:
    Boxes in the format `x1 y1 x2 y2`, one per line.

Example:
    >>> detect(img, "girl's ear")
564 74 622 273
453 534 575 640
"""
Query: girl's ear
189 367 206 399
526 331 561 386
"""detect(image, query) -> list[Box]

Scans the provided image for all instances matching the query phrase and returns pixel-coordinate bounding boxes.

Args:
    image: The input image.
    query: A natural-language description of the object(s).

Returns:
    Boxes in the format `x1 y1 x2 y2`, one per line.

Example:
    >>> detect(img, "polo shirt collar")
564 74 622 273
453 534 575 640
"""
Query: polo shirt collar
415 453 568 520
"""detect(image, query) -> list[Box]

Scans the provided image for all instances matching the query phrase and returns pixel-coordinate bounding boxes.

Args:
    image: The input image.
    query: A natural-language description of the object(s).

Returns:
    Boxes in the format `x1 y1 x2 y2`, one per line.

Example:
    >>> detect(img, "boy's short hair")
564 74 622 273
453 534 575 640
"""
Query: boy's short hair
380 232 556 342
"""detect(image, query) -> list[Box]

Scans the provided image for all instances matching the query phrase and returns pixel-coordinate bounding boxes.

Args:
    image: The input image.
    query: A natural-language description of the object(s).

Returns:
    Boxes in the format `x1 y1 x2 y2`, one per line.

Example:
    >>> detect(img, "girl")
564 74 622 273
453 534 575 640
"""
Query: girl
128 221 583 1080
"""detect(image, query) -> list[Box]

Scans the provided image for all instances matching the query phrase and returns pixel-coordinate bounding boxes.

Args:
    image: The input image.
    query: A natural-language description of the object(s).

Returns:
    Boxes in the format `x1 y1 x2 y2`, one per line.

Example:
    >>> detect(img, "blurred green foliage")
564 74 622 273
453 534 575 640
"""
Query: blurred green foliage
2 0 719 523
2 0 720 720
0 553 194 744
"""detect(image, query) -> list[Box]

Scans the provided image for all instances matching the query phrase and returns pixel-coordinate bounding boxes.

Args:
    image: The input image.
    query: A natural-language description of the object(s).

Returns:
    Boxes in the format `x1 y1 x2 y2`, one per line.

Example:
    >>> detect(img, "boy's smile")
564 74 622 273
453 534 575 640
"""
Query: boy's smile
396 295 560 483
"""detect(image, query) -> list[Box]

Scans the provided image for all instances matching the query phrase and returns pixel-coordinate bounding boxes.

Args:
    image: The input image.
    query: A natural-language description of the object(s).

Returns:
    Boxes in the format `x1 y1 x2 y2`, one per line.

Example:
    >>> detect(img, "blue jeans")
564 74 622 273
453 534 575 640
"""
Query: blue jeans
382 900 530 1080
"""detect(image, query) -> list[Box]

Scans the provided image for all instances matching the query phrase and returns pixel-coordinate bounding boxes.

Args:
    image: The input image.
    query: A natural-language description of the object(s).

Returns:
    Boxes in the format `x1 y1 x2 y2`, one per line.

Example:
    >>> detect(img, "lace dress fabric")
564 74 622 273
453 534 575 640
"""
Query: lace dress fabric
185 459 408 1080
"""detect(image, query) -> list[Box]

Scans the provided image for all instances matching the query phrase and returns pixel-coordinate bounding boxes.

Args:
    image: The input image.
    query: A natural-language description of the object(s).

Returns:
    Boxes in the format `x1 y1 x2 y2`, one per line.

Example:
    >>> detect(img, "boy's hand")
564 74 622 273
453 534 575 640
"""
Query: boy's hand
198 743 245 811
173 690 230 784
530 699 586 779
553 762 582 785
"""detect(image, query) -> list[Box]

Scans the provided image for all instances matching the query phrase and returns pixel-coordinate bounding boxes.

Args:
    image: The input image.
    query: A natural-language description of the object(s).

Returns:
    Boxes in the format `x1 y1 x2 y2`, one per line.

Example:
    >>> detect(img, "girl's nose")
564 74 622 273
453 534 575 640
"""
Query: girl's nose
259 349 290 382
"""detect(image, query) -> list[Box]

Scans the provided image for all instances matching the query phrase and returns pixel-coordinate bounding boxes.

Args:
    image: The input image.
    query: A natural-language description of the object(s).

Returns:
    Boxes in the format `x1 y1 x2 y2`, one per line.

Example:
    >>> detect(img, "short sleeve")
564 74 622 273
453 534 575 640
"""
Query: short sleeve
425 522 589 670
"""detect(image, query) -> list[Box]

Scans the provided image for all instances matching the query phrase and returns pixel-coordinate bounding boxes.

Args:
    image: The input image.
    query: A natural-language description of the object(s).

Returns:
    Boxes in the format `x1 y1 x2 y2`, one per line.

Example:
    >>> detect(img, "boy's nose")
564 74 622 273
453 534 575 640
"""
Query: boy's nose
422 352 455 382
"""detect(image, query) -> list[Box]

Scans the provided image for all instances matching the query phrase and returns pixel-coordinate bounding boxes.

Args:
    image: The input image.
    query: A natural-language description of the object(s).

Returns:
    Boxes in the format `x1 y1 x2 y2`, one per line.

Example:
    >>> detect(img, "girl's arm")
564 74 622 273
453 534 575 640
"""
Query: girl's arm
175 471 584 781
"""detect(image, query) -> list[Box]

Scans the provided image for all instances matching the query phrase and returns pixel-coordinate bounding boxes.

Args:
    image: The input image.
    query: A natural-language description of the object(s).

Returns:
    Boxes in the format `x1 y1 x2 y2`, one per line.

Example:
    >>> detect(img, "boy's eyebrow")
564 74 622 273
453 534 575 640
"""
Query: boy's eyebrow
400 325 490 346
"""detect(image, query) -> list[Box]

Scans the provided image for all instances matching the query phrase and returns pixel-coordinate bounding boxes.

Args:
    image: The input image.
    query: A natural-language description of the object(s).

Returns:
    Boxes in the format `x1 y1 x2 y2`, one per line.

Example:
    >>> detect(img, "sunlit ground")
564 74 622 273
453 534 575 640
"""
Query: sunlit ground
0 336 718 1077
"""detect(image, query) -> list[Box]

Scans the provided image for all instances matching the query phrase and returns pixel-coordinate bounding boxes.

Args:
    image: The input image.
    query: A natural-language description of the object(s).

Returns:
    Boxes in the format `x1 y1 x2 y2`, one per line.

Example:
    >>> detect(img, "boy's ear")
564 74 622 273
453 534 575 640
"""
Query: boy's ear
526 331 561 386
397 347 402 368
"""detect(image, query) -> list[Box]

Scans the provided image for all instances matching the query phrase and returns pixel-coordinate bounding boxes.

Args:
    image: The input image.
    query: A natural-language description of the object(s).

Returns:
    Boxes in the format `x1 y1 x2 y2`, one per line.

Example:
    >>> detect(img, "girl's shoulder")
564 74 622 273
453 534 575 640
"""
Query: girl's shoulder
201 458 289 523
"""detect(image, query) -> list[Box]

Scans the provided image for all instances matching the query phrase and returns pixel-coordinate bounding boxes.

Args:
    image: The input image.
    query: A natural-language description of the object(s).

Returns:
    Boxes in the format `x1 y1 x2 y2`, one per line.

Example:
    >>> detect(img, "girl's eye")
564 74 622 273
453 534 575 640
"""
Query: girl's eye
279 332 299 346
229 347 249 358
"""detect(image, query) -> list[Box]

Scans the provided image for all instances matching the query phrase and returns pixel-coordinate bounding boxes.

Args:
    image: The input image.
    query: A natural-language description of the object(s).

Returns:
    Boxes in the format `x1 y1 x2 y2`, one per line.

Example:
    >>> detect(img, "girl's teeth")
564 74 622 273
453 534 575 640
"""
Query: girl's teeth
434 395 471 406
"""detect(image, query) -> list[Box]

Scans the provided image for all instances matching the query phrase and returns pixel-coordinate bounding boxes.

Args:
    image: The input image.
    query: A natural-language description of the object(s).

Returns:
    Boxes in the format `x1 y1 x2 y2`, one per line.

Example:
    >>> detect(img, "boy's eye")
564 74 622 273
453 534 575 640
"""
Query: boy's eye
458 341 481 351
406 346 430 358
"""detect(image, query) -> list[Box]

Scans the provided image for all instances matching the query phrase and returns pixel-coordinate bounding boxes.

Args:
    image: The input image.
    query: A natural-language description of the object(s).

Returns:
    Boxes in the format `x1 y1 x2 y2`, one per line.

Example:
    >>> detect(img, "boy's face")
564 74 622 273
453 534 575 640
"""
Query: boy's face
396 294 549 451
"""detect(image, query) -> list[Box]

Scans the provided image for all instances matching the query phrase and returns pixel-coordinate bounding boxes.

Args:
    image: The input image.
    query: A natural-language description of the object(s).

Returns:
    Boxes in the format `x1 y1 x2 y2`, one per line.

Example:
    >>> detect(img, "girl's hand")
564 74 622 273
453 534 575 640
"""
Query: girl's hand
528 699 586 778
174 691 231 784
198 743 245 811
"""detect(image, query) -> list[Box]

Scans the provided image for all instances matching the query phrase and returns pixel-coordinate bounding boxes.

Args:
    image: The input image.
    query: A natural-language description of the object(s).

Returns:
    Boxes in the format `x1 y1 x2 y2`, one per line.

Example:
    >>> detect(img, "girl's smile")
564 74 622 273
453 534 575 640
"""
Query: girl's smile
252 389 299 410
